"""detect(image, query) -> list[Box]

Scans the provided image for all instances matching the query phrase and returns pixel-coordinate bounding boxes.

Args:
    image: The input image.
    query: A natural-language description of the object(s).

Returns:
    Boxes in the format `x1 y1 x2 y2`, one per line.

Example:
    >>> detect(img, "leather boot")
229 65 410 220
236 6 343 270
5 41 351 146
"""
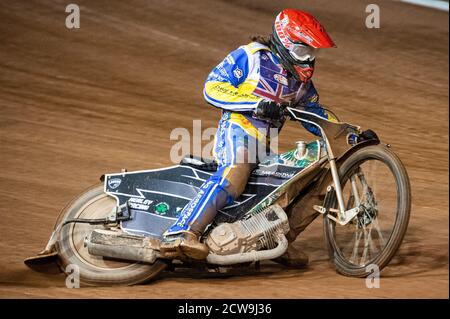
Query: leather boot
159 231 209 260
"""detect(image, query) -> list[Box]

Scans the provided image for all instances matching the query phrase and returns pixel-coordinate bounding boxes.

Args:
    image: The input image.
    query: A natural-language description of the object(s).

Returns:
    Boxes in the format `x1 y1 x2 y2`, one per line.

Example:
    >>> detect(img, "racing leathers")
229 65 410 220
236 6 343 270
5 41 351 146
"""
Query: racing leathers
161 42 334 259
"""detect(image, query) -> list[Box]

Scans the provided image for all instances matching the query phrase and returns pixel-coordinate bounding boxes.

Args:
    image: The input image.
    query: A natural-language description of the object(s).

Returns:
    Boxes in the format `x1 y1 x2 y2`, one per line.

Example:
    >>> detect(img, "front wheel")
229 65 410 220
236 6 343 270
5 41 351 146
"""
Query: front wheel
56 184 167 286
323 144 411 277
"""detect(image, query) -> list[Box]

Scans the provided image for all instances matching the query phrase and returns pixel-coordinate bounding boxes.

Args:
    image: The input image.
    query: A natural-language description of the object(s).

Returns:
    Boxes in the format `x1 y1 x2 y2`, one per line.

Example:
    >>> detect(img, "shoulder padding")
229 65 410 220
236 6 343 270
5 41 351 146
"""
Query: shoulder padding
244 42 271 54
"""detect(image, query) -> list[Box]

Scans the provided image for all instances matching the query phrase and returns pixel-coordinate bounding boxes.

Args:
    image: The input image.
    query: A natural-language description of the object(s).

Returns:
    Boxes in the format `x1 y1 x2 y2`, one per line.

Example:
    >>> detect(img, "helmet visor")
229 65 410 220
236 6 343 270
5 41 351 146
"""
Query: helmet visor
289 43 318 62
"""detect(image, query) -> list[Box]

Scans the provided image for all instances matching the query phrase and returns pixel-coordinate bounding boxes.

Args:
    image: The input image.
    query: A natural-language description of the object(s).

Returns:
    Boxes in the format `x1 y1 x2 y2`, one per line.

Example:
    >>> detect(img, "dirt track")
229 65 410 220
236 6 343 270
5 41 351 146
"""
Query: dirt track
0 0 448 298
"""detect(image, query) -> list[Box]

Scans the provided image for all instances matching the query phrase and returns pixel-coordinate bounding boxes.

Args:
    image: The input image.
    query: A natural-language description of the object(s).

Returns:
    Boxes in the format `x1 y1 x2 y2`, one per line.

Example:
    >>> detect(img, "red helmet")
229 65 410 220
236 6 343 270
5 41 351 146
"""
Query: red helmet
270 9 336 83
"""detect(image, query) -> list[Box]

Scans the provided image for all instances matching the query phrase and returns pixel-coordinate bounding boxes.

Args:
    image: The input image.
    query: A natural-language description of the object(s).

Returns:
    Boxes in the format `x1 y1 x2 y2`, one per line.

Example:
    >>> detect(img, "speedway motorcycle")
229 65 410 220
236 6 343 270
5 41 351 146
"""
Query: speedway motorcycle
25 107 411 286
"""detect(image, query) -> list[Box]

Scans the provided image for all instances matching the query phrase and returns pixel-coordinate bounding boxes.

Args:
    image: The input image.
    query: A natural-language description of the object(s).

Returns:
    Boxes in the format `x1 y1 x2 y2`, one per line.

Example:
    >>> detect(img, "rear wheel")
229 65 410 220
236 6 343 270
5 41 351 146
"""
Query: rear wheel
56 184 167 286
323 145 411 277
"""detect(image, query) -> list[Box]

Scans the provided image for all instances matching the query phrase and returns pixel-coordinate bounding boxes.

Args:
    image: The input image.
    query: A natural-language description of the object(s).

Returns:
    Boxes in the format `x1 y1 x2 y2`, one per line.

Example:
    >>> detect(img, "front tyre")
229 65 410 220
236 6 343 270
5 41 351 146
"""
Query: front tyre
323 145 411 277
56 184 167 286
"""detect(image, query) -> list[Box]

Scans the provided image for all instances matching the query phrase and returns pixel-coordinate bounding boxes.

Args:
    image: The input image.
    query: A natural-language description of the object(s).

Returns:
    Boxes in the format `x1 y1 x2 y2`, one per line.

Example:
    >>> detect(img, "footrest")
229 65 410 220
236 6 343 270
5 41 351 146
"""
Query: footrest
313 185 336 214
313 186 360 226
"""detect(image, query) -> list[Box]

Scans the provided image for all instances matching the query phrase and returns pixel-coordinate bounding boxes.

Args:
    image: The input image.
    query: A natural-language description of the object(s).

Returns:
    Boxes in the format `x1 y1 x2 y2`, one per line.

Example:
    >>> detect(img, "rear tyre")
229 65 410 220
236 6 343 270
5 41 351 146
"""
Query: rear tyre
56 184 167 286
323 145 411 277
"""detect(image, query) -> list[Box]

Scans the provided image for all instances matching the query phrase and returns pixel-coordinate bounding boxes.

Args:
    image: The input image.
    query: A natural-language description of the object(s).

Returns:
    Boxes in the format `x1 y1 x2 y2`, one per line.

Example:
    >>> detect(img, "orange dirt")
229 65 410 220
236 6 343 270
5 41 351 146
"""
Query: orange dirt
0 0 448 298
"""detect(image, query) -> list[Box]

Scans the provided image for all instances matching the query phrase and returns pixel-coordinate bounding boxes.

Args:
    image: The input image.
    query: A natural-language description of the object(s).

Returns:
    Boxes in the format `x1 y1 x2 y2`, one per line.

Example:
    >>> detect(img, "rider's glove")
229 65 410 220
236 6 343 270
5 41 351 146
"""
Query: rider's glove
253 100 288 121
347 133 359 145
358 129 379 142
348 129 379 145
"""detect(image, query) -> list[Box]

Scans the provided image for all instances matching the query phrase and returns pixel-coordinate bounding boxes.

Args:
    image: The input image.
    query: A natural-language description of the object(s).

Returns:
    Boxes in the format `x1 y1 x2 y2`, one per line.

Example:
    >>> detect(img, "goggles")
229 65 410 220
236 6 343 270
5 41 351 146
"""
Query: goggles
289 43 318 62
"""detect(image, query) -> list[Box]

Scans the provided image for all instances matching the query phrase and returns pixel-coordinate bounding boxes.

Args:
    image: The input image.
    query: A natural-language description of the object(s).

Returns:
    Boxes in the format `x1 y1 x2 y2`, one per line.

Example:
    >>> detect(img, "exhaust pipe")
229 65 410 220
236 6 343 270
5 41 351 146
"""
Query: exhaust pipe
87 229 288 266
206 233 288 265
86 229 160 264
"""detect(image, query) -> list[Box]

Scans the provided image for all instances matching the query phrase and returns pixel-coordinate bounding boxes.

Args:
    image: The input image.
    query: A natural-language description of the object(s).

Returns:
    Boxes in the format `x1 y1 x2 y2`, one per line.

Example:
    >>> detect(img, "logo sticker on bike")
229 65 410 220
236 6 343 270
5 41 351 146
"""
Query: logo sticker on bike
154 202 170 215
108 178 122 189
175 206 183 217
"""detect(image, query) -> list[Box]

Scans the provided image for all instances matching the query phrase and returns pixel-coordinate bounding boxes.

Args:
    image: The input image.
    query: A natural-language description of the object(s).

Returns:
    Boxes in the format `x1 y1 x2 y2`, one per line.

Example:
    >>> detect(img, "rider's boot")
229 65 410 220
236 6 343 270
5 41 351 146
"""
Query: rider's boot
158 179 231 260
160 230 209 260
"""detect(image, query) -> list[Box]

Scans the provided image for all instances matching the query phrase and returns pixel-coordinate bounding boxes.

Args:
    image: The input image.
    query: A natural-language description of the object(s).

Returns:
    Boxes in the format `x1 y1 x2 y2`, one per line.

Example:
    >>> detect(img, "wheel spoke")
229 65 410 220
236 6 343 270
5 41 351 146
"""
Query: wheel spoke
368 226 377 257
350 174 361 207
360 226 373 265
371 217 387 247
357 173 369 203
350 230 363 263
346 193 355 210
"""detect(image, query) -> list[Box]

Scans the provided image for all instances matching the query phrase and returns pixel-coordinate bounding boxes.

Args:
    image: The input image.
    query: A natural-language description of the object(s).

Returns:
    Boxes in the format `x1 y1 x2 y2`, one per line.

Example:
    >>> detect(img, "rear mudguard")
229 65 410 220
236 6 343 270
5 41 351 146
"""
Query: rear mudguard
23 183 103 273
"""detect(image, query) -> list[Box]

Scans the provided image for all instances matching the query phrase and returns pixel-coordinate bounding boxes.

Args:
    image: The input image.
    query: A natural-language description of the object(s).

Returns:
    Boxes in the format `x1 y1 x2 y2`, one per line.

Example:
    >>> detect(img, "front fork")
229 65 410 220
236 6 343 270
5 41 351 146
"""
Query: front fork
313 139 360 226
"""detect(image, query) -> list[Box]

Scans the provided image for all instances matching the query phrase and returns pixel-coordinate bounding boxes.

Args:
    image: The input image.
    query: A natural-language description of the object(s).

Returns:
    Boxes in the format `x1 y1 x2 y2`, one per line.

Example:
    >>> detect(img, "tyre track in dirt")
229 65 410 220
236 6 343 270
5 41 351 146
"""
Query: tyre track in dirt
0 0 448 298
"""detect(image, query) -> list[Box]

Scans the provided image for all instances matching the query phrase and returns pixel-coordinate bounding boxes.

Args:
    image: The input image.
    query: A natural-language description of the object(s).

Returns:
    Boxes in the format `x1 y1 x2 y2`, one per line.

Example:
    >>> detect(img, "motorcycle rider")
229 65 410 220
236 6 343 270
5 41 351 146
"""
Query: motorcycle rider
160 9 337 266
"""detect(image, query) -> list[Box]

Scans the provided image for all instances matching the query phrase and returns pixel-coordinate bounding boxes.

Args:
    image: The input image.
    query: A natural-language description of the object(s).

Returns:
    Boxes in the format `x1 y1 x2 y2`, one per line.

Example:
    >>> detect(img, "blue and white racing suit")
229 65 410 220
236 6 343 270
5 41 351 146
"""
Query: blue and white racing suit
164 42 334 236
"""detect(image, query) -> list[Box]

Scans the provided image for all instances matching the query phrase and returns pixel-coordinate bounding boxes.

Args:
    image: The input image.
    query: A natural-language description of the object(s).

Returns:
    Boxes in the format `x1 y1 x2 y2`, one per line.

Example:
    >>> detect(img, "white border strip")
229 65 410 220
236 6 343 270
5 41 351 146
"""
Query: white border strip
400 0 449 12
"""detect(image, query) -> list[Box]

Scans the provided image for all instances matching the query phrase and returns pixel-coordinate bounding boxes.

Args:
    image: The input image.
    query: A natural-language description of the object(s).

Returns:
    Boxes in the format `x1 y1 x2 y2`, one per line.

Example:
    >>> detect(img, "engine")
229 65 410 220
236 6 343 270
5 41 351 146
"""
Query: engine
205 204 289 256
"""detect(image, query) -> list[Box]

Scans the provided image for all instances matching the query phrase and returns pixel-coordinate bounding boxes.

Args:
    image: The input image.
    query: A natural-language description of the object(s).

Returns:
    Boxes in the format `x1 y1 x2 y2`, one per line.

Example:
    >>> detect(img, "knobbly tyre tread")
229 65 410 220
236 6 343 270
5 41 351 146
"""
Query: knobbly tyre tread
55 184 167 286
323 144 411 277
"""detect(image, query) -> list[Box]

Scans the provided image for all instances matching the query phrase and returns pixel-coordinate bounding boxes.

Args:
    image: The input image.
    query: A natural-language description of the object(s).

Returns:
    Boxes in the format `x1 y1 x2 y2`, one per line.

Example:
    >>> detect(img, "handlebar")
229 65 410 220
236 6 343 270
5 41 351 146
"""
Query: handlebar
284 106 360 132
